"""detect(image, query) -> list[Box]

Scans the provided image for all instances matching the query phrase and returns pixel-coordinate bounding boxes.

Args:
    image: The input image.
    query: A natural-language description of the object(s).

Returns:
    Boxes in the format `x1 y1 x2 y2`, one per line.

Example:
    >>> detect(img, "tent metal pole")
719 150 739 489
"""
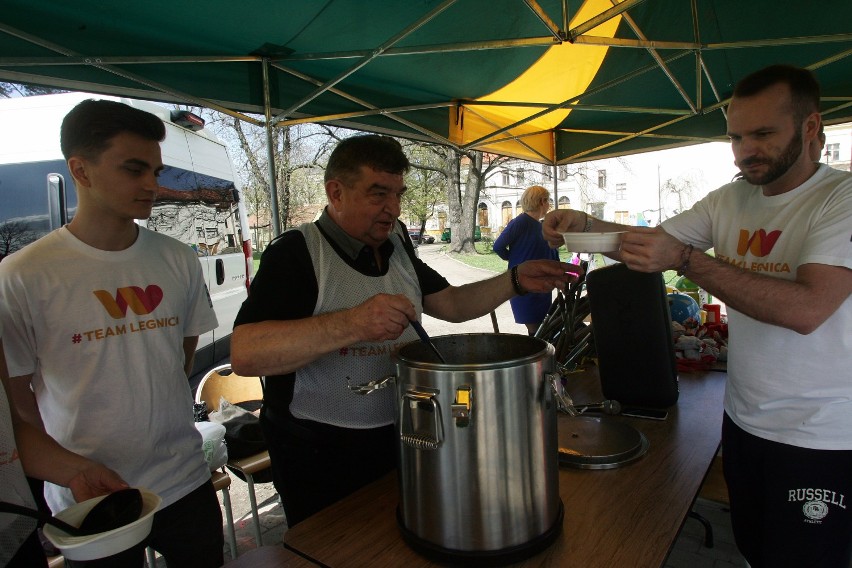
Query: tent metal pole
0 55 260 65
618 11 696 114
270 62 455 145
276 102 452 125
272 0 457 121
522 0 564 40
275 33 852 62
281 36 556 61
262 58 281 237
462 100 690 114
552 134 559 208
0 22 262 126
459 105 549 162
569 0 647 40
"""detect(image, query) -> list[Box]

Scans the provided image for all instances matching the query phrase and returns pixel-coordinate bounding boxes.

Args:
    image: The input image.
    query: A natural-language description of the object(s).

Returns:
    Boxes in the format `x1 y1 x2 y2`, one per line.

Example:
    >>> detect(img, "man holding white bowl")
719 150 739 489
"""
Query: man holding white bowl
543 64 851 568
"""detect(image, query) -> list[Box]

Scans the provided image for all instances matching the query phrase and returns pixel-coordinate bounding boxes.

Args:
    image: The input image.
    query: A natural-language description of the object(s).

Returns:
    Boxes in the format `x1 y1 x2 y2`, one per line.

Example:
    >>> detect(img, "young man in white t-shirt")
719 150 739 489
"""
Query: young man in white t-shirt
0 100 223 567
542 65 852 567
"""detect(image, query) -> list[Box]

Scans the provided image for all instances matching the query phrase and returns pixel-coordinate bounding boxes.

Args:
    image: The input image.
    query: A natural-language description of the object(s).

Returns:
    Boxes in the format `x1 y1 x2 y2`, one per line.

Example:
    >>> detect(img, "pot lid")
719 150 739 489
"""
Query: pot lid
557 415 649 470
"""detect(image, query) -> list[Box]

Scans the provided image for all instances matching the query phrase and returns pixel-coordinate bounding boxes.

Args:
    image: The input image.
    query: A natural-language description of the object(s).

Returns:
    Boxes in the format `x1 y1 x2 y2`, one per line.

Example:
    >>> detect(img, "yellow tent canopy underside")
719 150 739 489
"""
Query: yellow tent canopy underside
450 0 620 162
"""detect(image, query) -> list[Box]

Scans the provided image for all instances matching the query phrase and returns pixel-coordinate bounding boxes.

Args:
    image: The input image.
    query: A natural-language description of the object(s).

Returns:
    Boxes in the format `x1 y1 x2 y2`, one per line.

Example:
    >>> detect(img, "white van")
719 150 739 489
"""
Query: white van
0 92 253 376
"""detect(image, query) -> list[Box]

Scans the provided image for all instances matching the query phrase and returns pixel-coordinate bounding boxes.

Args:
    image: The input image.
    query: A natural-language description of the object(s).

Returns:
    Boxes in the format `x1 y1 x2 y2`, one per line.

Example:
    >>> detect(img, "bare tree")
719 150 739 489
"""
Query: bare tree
402 141 447 234
555 157 633 215
224 117 333 232
444 150 511 253
178 106 338 238
0 82 66 98
174 104 509 254
660 173 700 220
0 221 36 259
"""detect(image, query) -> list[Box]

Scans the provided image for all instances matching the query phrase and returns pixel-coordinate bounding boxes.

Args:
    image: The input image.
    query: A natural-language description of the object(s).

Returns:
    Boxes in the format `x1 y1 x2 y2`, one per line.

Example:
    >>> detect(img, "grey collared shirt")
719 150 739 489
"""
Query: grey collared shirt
316 207 365 261
315 207 398 275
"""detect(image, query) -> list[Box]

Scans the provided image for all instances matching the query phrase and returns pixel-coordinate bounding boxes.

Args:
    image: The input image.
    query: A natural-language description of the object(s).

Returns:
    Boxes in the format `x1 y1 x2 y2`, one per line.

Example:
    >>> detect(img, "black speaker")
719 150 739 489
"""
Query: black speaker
586 263 679 408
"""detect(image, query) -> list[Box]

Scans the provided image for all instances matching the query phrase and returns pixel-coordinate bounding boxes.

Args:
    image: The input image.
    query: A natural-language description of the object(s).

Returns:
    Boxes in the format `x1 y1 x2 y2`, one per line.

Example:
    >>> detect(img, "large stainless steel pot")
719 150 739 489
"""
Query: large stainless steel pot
392 333 562 565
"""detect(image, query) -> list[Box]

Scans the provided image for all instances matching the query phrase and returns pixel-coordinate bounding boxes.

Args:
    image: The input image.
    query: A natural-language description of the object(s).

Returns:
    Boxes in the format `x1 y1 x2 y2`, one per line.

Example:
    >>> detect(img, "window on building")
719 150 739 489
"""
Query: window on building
541 164 552 181
501 170 510 185
516 168 525 184
598 169 607 189
590 202 605 219
501 201 513 227
558 165 568 180
614 211 630 224
478 202 489 228
616 182 627 200
826 143 840 161
558 196 571 209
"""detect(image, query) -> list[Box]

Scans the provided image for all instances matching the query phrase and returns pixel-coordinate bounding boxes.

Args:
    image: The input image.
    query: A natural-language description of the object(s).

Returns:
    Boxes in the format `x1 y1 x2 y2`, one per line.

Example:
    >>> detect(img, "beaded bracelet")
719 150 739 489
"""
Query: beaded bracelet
510 265 527 296
582 211 593 233
676 243 694 276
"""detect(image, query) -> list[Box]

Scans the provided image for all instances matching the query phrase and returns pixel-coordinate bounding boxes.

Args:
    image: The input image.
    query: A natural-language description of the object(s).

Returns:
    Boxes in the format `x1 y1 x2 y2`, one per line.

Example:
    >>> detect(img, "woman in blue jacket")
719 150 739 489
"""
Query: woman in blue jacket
493 185 559 335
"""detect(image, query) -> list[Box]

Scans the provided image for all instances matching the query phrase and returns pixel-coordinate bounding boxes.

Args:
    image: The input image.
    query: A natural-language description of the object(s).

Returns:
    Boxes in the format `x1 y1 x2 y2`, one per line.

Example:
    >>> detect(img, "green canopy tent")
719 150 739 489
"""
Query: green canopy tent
3 0 851 228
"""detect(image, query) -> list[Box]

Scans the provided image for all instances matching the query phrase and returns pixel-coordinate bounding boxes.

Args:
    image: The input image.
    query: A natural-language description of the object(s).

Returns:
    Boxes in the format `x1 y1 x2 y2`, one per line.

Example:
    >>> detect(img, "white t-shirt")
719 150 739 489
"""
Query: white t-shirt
0 226 218 511
0 320 39 565
662 164 852 450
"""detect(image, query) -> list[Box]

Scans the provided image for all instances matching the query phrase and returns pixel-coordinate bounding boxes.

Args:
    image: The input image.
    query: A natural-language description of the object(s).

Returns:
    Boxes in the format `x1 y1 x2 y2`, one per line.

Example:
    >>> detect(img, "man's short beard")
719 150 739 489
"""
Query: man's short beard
740 129 803 186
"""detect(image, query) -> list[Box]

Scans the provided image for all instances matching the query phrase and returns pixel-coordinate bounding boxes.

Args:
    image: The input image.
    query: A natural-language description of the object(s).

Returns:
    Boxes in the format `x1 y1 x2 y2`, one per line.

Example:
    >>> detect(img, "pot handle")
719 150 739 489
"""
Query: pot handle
547 373 579 416
400 391 443 450
346 375 396 395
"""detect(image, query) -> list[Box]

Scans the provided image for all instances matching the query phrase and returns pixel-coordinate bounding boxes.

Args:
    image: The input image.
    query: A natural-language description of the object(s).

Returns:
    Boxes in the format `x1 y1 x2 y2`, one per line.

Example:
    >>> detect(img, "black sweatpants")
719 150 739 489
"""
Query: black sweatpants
722 413 852 568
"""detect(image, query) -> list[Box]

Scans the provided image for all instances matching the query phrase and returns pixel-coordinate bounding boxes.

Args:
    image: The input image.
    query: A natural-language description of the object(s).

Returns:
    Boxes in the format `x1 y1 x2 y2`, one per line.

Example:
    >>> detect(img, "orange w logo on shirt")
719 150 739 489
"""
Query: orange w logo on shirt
93 285 164 318
737 229 782 257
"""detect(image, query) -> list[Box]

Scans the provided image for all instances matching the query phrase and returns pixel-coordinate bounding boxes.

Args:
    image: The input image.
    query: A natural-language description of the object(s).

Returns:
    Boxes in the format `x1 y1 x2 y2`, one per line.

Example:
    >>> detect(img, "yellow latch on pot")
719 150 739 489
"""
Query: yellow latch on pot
452 385 472 427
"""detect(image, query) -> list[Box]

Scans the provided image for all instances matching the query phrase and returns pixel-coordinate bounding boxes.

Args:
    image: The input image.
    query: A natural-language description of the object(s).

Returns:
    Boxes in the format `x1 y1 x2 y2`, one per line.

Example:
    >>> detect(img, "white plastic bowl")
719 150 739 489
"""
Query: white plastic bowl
42 489 161 561
562 231 626 253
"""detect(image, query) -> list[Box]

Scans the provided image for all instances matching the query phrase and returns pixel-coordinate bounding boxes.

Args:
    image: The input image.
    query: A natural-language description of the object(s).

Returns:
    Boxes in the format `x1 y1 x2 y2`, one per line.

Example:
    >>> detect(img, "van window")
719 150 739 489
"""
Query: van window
0 160 79 259
142 155 235 248
147 183 241 256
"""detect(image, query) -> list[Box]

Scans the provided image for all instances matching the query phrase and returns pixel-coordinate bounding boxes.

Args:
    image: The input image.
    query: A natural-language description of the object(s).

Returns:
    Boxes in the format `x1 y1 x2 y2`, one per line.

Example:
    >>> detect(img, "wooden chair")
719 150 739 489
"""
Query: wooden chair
196 364 272 548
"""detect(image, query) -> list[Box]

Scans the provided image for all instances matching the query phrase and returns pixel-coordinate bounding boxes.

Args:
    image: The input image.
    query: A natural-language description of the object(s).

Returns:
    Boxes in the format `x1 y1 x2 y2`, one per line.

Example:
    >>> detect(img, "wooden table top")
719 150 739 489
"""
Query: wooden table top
221 544 317 567
283 368 726 568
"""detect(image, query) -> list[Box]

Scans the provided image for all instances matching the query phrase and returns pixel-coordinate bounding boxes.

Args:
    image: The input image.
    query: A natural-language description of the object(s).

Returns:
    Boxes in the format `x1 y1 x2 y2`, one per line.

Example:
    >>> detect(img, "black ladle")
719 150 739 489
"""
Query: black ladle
410 320 447 363
0 488 143 537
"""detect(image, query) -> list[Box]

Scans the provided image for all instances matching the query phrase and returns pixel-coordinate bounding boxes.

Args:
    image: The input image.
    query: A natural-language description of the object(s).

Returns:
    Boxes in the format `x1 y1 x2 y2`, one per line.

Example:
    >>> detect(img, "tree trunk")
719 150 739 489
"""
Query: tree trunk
277 126 292 228
443 148 483 253
444 147 462 248
454 152 482 253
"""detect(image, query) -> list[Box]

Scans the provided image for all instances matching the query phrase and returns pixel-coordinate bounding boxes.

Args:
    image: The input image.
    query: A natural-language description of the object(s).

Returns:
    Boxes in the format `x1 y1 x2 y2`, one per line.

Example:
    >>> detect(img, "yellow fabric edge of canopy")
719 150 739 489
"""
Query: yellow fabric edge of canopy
449 0 620 162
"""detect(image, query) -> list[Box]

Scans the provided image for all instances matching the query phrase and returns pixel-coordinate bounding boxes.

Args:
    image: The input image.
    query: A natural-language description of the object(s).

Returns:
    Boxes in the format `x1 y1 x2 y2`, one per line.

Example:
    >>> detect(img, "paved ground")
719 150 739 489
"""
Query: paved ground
153 245 748 567
415 244 530 337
